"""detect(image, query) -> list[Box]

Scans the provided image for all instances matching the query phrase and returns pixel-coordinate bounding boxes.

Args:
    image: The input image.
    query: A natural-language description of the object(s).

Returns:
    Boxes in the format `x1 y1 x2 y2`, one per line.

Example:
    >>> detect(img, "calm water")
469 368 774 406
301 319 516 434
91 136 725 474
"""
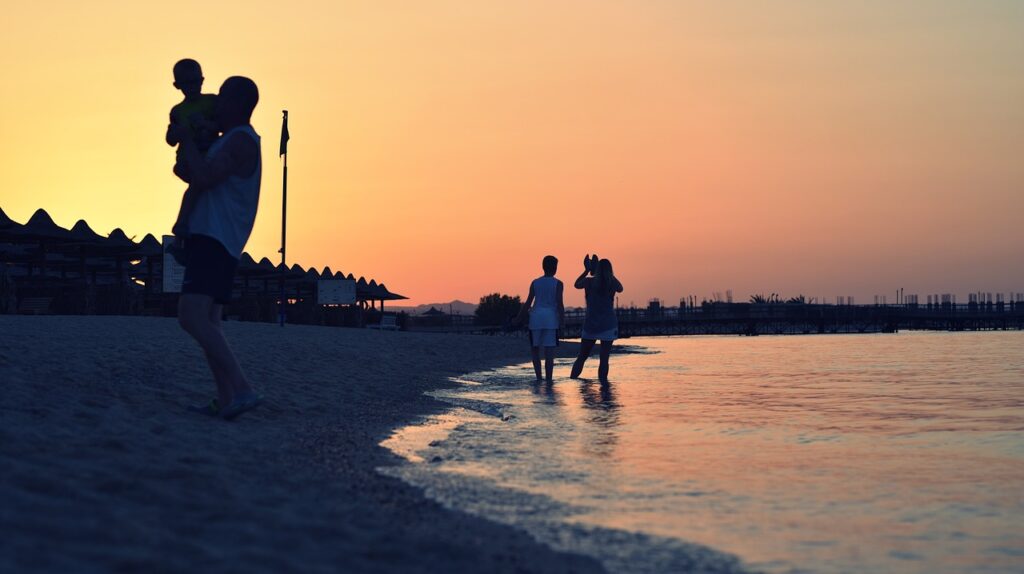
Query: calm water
381 331 1024 573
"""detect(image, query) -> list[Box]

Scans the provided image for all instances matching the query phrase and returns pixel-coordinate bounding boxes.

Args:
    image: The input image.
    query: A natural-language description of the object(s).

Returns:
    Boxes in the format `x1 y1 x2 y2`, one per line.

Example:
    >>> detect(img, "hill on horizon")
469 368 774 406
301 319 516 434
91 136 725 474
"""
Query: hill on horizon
387 300 477 316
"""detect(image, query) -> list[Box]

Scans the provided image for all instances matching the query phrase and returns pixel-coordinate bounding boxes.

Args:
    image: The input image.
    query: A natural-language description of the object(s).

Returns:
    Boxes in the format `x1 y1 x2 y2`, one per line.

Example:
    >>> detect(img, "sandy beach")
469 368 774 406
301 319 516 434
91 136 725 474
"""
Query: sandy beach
0 315 602 573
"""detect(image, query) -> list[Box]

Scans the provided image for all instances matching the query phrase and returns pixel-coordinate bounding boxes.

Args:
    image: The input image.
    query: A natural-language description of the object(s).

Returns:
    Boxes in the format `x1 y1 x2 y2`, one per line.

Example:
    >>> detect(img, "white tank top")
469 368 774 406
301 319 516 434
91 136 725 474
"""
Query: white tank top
188 125 262 258
529 275 560 330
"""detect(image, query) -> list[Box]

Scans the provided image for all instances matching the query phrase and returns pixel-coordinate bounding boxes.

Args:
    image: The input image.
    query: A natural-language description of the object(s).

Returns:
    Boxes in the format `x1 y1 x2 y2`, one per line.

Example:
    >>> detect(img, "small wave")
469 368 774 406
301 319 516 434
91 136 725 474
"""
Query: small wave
379 464 755 574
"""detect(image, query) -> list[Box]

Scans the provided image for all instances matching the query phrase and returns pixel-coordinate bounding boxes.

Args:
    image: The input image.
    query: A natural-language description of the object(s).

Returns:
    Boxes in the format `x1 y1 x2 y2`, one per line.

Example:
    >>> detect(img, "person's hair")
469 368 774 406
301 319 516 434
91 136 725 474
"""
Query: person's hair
593 258 616 295
542 255 558 274
222 76 259 116
173 59 202 80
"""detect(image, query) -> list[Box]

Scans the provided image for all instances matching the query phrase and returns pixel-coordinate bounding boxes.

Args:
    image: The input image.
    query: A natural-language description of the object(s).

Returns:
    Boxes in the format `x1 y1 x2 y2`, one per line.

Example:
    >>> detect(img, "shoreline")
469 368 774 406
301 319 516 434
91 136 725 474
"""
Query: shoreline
379 357 755 574
0 316 601 573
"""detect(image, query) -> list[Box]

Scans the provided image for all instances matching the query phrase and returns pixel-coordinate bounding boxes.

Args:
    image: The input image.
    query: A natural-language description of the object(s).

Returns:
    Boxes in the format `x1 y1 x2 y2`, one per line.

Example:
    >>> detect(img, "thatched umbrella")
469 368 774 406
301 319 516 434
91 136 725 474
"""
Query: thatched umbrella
377 283 408 302
20 209 74 243
13 209 74 280
366 280 408 313
136 234 162 258
100 228 139 284
0 207 27 262
0 206 18 237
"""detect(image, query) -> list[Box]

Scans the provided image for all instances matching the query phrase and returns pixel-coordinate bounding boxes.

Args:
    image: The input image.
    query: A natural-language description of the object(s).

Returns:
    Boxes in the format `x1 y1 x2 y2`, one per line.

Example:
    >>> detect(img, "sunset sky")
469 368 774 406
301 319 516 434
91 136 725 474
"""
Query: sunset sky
2 1 1022 306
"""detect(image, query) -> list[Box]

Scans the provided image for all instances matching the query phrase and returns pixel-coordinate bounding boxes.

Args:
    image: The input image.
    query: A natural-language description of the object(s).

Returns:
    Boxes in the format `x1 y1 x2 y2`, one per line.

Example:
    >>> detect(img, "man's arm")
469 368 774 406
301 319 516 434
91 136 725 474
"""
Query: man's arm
515 285 535 326
171 125 258 193
556 281 565 328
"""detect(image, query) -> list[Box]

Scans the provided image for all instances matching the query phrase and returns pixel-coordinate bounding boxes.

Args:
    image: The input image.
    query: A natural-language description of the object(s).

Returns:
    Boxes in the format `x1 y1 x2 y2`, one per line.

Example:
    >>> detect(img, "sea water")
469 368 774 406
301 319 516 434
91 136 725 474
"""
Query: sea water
381 331 1024 573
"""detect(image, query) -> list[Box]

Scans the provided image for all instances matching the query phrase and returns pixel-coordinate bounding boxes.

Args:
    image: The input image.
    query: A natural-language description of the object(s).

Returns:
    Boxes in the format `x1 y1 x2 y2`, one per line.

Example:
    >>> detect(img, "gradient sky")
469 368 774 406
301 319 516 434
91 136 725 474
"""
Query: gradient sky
2 1 1022 306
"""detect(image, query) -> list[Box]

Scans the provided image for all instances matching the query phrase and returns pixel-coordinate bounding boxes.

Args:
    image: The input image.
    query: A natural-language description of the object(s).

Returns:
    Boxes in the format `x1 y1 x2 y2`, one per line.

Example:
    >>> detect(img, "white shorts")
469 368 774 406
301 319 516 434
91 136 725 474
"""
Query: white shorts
530 329 558 348
581 327 618 341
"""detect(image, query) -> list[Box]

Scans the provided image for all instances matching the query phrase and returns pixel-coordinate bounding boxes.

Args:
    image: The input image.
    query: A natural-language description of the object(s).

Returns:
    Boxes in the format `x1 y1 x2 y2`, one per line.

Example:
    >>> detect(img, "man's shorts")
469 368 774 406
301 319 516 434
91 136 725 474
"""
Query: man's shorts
182 234 238 305
529 329 558 348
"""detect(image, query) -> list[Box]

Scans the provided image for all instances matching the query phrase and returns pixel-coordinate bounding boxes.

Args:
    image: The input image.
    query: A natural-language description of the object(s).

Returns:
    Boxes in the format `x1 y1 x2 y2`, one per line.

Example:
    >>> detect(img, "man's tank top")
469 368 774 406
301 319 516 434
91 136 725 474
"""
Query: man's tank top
529 275 560 330
187 125 262 259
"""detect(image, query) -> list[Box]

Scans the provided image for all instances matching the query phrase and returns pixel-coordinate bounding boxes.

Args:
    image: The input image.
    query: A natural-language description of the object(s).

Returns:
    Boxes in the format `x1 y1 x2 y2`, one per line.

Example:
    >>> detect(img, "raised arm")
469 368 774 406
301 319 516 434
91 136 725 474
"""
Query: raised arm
575 254 594 289
574 271 590 290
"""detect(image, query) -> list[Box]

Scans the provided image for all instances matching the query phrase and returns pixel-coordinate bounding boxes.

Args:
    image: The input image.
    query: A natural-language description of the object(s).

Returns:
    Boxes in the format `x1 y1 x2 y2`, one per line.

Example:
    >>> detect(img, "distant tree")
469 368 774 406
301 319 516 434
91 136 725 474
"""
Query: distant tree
786 295 806 304
475 293 522 326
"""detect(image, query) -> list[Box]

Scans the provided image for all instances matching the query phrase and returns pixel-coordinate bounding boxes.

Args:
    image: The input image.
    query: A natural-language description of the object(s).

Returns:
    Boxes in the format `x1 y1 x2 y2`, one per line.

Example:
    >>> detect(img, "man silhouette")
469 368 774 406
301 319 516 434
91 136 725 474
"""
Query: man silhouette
168 76 262 419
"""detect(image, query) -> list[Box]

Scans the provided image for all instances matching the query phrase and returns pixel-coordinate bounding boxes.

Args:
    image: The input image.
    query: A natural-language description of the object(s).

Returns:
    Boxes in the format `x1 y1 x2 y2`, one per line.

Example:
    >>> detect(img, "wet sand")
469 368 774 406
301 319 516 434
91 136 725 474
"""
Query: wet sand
0 315 601 573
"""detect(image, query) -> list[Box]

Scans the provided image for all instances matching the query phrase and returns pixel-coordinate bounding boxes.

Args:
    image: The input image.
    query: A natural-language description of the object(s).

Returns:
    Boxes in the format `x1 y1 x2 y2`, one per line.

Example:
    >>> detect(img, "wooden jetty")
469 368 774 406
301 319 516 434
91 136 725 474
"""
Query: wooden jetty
560 302 1024 338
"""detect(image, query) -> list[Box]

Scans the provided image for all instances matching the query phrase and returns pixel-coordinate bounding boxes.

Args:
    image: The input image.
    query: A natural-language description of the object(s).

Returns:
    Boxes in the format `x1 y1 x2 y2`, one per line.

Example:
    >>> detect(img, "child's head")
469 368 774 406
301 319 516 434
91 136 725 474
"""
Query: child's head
542 255 558 276
173 59 204 98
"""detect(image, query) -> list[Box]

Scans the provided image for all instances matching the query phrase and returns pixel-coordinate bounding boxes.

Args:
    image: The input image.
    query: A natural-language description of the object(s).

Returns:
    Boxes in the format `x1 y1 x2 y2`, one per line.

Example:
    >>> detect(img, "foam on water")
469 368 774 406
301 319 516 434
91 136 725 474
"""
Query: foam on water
381 332 1024 574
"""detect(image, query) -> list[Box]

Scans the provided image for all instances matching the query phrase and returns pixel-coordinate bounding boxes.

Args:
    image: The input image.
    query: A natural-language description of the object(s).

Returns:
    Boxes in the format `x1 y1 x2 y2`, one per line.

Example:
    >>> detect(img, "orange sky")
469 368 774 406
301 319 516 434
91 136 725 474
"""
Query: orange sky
1 1 1022 306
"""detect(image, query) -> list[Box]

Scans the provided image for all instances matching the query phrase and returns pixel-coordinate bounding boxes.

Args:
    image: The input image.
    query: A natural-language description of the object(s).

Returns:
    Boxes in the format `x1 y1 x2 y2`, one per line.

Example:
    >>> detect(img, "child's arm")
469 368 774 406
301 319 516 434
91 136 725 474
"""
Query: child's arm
166 111 179 146
515 284 535 326
169 124 257 192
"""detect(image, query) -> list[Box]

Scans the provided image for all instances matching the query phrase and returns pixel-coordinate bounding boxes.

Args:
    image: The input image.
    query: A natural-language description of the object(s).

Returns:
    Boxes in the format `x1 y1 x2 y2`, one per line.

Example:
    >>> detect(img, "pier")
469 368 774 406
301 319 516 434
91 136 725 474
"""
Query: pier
560 302 1024 338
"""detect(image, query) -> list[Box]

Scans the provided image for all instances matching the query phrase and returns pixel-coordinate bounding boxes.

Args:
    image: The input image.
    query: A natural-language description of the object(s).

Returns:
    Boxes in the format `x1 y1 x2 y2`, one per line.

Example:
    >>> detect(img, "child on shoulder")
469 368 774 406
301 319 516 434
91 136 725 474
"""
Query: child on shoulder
166 58 219 261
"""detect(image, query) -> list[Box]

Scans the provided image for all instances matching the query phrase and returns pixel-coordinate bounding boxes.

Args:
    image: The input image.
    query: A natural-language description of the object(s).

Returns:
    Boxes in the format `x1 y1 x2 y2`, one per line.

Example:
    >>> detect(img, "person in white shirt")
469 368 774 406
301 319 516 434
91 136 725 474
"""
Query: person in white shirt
515 255 565 382
168 76 262 420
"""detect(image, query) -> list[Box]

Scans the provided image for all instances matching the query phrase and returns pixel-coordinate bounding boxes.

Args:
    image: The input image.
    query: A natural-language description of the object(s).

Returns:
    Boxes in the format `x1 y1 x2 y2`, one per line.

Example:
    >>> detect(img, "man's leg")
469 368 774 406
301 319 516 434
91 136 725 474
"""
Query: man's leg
207 302 254 398
544 346 555 382
531 346 543 381
570 339 596 379
179 294 250 409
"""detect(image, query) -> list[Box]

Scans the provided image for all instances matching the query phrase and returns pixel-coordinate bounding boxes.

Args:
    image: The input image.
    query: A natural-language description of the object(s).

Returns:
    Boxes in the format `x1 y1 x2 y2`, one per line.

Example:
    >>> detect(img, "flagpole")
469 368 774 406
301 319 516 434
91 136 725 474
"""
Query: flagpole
278 110 289 327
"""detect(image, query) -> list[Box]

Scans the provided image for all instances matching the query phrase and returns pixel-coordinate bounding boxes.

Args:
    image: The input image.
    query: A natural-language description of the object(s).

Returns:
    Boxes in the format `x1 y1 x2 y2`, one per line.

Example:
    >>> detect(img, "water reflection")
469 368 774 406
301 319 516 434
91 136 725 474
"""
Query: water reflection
578 380 621 458
530 378 561 404
396 332 1024 574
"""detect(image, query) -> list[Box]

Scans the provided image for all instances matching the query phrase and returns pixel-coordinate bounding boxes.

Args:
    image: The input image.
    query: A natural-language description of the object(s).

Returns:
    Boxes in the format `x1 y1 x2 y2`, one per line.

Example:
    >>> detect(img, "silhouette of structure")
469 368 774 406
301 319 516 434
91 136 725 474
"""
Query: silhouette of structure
561 299 1024 338
0 207 406 326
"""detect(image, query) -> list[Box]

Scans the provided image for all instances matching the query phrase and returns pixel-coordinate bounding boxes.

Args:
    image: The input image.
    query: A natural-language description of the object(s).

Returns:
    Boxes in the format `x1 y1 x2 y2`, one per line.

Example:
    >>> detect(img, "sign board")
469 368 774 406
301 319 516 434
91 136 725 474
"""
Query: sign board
162 235 185 293
318 279 356 305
